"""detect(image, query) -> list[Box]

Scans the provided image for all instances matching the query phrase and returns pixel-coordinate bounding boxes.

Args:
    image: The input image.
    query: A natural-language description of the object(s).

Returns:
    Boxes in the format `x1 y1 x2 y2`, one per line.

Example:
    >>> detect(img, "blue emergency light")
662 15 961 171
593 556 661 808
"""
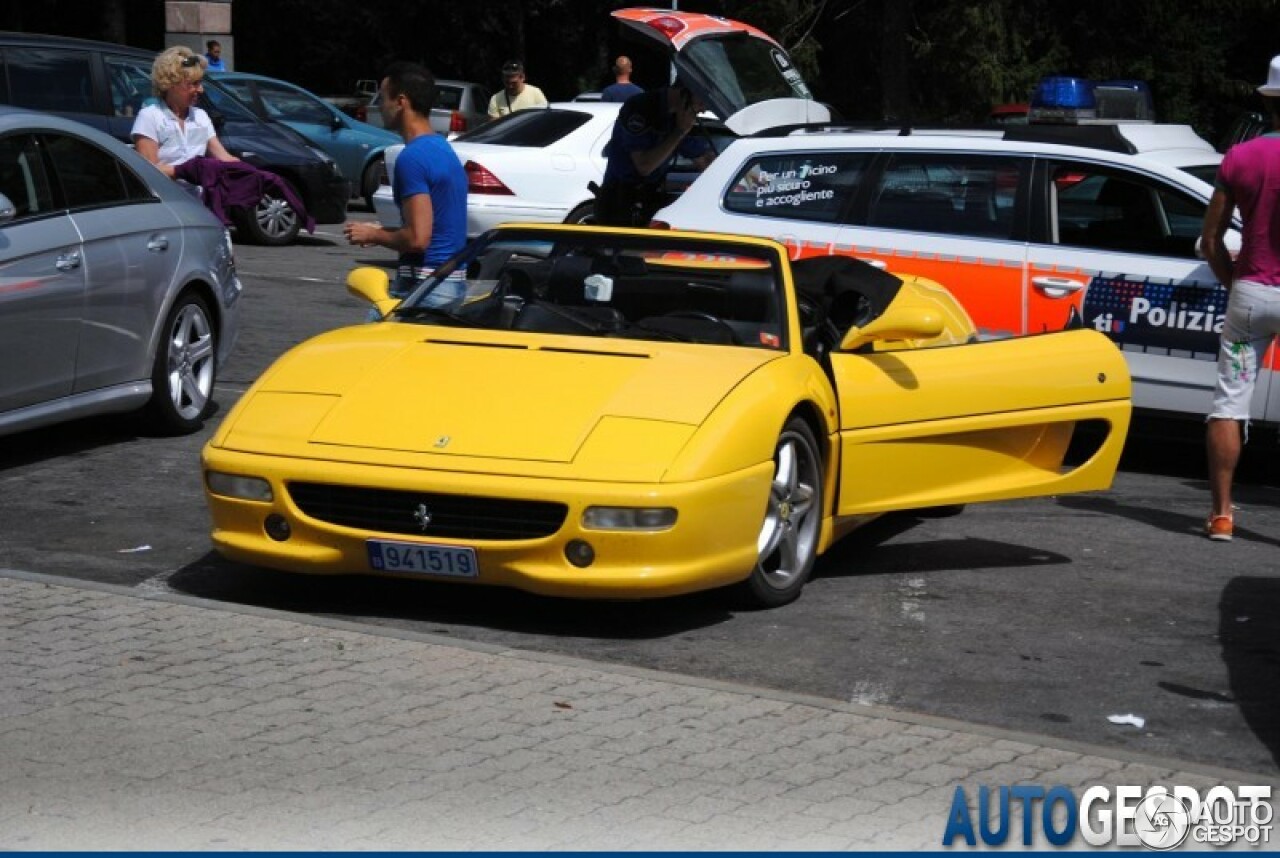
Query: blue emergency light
1029 76 1154 124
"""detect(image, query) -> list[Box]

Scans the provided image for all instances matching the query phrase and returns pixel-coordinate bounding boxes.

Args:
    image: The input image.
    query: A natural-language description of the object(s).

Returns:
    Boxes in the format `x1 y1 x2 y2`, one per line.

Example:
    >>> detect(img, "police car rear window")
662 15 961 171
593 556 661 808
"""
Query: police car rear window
456 109 591 147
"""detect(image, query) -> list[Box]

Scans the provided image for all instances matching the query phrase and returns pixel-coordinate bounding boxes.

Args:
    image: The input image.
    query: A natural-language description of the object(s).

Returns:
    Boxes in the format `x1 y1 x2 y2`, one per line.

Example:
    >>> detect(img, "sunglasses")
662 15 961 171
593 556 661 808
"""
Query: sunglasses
181 54 202 68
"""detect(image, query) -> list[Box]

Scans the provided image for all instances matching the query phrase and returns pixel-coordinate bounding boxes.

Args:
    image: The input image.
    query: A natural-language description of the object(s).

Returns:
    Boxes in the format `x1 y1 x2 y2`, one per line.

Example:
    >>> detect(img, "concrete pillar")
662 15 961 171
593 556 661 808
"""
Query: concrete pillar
165 1 233 71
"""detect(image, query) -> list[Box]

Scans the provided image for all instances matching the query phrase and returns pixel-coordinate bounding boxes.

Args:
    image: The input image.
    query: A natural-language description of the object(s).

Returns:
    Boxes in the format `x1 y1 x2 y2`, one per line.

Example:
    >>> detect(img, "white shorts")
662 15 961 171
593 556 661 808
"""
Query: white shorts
1208 279 1280 421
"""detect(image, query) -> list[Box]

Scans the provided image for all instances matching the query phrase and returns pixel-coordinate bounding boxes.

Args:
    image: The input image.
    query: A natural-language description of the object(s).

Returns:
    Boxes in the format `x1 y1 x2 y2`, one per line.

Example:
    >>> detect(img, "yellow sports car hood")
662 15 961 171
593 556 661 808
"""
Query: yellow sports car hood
224 327 780 466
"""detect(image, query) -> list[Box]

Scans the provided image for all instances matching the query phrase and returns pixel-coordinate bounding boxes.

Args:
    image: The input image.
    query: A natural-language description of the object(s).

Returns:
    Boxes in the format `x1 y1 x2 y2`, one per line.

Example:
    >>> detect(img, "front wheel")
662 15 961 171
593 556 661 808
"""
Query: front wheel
233 189 301 246
144 292 218 434
737 417 824 609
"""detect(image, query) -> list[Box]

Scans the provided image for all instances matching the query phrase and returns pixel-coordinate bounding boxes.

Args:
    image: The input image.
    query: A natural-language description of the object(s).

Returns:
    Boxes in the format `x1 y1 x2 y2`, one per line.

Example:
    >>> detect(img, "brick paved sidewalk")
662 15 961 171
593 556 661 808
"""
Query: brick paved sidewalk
0 570 1272 850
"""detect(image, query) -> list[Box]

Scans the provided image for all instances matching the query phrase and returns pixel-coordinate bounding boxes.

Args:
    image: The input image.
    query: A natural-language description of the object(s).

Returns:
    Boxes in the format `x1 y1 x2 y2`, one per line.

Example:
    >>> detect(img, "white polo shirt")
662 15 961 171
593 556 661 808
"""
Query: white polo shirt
130 102 215 167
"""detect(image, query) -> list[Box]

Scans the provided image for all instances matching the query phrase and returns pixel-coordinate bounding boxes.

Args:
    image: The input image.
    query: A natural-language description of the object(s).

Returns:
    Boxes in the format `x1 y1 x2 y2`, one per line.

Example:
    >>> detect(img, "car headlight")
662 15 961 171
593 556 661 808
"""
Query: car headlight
206 471 273 502
581 506 677 531
306 145 342 177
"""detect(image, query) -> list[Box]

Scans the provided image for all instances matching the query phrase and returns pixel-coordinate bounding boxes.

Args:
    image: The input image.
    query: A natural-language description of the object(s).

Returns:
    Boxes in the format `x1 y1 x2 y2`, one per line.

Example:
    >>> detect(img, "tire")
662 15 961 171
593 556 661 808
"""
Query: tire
144 291 217 435
737 417 824 609
360 158 383 211
233 188 301 246
565 201 595 226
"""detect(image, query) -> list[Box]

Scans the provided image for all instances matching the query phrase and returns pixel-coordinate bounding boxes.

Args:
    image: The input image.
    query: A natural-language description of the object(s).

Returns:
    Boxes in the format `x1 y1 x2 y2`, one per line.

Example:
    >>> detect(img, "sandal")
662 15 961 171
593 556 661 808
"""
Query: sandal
1205 514 1234 542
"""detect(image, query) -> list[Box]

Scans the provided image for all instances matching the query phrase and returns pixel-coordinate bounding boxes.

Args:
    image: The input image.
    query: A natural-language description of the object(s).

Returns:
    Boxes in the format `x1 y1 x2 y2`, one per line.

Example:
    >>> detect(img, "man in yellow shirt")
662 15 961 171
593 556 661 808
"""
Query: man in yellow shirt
487 60 548 118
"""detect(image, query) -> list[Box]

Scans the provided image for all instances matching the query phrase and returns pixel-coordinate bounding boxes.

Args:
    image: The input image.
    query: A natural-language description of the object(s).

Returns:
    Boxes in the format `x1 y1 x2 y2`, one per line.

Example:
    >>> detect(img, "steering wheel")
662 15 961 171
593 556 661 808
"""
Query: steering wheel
662 310 739 344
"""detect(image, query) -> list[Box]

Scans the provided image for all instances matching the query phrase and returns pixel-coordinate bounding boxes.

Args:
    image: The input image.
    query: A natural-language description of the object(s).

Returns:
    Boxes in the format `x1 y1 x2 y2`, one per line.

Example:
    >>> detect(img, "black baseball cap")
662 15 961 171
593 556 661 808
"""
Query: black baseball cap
501 60 525 75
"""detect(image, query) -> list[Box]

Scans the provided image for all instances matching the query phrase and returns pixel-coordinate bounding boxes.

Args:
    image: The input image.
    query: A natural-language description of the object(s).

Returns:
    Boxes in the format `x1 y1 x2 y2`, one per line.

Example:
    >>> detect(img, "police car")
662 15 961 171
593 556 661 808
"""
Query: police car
652 79 1252 428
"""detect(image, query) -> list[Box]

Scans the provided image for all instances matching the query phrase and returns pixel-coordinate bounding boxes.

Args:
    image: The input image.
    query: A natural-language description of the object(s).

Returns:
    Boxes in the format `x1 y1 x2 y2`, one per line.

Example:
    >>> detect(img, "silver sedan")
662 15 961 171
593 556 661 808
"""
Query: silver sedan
0 107 241 438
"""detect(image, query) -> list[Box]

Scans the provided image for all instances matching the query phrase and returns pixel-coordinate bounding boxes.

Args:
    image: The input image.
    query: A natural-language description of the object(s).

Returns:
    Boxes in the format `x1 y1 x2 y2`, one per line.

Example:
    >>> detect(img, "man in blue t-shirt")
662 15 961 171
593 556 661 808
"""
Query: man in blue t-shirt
344 62 467 302
594 80 713 226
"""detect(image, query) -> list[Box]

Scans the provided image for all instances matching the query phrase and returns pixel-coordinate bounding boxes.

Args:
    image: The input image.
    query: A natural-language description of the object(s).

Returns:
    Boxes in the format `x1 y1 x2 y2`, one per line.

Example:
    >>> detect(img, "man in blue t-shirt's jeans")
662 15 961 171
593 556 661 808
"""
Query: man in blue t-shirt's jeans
344 62 467 305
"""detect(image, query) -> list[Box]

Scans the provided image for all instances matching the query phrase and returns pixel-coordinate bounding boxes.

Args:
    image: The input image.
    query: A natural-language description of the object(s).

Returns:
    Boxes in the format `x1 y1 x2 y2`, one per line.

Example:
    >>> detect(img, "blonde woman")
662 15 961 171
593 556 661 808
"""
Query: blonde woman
131 45 237 178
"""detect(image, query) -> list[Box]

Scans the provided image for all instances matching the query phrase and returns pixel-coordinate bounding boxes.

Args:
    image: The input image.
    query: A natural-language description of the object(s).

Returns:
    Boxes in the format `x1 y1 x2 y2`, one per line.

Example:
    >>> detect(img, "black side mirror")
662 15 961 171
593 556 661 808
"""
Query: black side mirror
331 113 345 131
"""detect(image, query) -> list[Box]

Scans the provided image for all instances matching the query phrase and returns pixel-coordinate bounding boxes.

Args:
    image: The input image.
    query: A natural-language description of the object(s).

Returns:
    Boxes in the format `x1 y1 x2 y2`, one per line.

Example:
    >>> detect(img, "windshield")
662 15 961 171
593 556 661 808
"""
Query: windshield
679 34 812 118
200 77 261 121
392 229 788 350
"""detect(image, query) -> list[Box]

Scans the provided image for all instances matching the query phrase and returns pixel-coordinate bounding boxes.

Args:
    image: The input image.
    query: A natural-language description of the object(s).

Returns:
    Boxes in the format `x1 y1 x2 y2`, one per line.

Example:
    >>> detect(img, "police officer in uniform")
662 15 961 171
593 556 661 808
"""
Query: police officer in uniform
594 80 714 226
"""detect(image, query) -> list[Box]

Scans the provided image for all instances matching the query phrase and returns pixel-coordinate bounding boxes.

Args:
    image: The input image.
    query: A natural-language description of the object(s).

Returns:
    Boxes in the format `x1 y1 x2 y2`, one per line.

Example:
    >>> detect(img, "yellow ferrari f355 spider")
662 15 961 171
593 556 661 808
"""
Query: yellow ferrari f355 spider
203 224 1130 608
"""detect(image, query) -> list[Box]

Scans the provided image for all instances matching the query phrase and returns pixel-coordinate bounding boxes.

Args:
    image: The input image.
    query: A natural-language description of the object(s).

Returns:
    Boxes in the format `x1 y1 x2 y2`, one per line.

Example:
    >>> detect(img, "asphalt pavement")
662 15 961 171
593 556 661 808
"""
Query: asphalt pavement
3 217 1280 847
2 567 1274 850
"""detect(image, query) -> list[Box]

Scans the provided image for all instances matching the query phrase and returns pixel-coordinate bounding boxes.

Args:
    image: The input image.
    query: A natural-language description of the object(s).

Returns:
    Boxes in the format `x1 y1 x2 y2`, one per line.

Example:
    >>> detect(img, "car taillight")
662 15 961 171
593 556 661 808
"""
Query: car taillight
648 220 671 229
648 16 688 39
356 105 367 123
450 111 466 134
465 160 513 195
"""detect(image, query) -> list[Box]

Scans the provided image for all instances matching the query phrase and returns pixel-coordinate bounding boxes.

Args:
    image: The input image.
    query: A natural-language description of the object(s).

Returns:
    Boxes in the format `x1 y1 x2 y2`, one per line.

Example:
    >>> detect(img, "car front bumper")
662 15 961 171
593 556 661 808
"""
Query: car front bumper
202 446 773 599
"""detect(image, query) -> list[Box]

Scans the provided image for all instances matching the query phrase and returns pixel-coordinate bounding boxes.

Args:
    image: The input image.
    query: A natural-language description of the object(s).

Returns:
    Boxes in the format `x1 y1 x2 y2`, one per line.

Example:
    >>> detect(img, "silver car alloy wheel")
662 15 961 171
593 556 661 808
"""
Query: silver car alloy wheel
255 193 299 240
164 301 215 421
756 424 821 593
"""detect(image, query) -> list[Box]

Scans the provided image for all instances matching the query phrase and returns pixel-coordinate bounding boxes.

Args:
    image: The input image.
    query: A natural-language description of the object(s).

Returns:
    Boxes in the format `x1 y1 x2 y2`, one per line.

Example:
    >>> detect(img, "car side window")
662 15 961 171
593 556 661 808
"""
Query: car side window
0 134 56 221
1051 165 1204 258
256 82 332 125
42 133 150 209
867 153 1021 239
724 152 870 223
3 48 95 114
105 58 154 118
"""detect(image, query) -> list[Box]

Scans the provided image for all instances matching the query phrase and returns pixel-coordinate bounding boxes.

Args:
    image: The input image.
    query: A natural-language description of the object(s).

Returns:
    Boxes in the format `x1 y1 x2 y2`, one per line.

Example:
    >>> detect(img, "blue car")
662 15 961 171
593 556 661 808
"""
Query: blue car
211 71 399 209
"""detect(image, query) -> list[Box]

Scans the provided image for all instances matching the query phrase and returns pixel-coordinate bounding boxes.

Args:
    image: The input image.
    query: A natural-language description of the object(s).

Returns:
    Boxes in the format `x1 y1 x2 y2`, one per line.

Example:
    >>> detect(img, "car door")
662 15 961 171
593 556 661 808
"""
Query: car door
828 329 1131 514
43 131 185 392
1023 160 1252 420
844 150 1030 341
0 132 84 413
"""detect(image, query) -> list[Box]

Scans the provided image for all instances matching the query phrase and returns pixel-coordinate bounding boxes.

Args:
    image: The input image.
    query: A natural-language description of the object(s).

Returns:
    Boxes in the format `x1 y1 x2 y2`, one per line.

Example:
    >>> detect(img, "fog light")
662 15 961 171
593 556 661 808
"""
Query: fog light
581 506 677 531
264 514 291 542
206 470 273 502
565 539 595 568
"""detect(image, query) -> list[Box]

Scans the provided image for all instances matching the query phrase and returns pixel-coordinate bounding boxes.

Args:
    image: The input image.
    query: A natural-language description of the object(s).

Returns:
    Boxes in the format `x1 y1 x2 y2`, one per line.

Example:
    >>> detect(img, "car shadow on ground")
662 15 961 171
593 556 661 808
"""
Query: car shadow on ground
165 550 735 640
1219 576 1280 768
0 409 221 471
812 511 1071 579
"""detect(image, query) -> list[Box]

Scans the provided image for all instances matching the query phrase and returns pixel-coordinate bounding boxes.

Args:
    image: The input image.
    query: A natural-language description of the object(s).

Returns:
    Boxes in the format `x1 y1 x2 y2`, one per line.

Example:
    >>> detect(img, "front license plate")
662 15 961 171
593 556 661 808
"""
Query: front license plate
366 539 478 578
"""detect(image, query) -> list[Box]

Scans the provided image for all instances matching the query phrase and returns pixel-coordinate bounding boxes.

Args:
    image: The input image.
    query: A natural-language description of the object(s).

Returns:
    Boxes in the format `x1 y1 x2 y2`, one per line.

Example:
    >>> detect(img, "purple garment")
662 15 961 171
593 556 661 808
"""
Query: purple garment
173 157 315 234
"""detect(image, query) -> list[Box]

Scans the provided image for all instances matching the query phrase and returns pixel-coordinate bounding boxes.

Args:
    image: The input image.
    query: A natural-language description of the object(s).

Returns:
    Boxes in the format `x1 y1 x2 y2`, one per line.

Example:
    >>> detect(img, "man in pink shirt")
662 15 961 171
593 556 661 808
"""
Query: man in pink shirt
1200 55 1280 541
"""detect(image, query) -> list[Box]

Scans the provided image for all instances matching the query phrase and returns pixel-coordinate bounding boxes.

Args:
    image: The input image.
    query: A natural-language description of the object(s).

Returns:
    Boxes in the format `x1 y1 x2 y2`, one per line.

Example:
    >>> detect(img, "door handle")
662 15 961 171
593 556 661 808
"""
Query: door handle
55 251 81 272
147 236 170 252
1031 275 1086 297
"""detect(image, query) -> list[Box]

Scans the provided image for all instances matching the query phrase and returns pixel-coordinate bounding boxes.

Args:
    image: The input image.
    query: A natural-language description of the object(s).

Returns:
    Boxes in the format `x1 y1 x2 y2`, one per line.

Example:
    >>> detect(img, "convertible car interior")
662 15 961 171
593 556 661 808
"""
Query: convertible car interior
393 231 907 359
